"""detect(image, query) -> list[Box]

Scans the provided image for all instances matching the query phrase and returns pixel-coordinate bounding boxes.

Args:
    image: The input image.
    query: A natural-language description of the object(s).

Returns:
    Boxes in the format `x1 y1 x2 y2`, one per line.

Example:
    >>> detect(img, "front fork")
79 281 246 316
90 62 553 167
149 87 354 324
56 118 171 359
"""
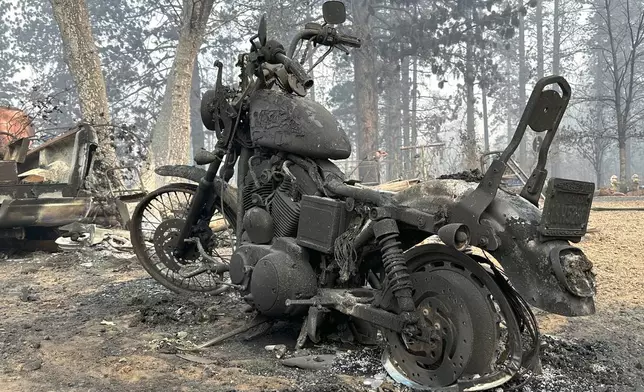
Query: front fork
174 149 226 258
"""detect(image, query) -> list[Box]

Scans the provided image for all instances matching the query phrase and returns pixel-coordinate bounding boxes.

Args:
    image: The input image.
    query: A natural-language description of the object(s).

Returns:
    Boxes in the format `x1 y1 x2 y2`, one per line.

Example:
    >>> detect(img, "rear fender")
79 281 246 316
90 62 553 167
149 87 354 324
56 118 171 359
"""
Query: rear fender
394 180 596 317
480 191 595 316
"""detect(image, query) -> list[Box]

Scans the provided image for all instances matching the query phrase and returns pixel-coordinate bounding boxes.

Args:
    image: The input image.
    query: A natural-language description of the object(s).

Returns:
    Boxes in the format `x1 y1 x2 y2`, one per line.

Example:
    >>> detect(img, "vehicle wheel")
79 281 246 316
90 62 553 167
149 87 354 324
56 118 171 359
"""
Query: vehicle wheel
380 244 523 390
130 183 234 295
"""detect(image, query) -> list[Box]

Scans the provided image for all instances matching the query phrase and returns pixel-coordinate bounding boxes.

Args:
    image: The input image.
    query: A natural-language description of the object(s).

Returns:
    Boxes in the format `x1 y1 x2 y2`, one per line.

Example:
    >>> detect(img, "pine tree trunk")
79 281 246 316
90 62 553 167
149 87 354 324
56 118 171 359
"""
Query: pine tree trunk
51 0 118 186
148 0 215 188
550 0 562 178
390 58 402 180
352 0 379 184
482 86 489 153
619 138 627 188
401 56 411 176
463 34 477 169
553 0 561 75
190 60 204 161
384 85 394 182
506 53 513 143
411 57 418 176
536 0 544 79
518 10 527 170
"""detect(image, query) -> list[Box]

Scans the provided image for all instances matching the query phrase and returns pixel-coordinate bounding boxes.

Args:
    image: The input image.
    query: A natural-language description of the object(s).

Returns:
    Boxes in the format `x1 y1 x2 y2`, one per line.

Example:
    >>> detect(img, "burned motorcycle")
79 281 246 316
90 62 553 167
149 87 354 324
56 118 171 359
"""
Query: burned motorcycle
130 1 596 390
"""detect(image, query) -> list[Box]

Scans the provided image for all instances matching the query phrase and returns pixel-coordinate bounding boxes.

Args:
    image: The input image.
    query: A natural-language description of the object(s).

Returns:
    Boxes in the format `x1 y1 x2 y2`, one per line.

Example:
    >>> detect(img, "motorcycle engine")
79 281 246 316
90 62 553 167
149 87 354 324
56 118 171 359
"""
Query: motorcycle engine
229 157 321 317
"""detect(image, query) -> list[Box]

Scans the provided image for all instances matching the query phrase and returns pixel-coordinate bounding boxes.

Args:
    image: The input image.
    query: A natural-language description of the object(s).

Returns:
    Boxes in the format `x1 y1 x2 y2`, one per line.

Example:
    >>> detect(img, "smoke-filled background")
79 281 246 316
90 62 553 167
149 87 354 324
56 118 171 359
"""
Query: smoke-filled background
1 0 643 188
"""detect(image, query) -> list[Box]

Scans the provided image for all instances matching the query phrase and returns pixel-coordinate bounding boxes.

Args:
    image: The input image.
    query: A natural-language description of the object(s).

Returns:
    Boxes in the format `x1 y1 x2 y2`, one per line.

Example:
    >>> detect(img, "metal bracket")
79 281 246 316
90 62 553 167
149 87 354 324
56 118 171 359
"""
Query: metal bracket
450 76 573 248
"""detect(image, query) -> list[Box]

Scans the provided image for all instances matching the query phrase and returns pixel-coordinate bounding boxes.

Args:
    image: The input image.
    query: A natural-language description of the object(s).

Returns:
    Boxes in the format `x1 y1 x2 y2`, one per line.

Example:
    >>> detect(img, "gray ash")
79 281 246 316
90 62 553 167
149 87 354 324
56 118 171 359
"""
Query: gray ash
438 169 484 182
331 347 383 375
504 335 632 391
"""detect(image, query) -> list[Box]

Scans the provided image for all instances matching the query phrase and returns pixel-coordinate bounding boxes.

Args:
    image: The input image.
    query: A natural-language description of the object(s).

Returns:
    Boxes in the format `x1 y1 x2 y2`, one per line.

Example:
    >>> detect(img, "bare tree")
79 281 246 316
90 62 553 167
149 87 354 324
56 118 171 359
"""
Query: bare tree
518 5 528 169
51 0 118 176
148 0 216 187
562 112 614 186
591 0 644 184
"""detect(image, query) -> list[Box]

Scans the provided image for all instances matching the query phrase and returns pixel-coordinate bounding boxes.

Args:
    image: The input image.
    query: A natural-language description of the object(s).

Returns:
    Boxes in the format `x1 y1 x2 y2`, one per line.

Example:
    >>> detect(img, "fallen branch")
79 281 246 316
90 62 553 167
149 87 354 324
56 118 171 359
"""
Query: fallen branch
196 316 269 349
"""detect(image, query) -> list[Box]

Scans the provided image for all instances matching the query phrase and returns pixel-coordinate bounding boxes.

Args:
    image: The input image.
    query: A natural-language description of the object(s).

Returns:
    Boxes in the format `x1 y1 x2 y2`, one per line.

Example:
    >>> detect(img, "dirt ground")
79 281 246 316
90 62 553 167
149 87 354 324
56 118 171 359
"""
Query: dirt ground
0 200 643 392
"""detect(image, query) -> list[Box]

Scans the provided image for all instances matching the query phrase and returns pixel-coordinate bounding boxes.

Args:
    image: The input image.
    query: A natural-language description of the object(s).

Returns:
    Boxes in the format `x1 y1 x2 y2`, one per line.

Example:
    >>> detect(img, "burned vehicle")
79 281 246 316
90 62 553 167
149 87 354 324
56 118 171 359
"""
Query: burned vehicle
0 122 95 242
130 2 596 390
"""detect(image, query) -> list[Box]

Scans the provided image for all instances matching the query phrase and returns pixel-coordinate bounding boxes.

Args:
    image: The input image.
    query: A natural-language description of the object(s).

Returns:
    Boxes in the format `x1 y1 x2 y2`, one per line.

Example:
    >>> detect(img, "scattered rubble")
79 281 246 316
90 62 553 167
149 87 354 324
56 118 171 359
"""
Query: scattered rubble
0 202 643 391
438 169 484 182
282 354 336 371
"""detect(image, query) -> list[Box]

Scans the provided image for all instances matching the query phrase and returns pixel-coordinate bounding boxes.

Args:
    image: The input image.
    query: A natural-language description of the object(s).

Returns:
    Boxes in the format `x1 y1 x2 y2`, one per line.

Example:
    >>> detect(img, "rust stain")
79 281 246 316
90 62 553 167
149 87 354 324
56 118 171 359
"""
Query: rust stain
0 107 35 148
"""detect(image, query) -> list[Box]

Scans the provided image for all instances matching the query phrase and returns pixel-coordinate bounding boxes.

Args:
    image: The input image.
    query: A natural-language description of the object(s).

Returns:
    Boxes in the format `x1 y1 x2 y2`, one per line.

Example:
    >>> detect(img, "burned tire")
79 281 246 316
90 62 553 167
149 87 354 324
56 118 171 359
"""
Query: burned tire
381 244 524 390
130 183 233 295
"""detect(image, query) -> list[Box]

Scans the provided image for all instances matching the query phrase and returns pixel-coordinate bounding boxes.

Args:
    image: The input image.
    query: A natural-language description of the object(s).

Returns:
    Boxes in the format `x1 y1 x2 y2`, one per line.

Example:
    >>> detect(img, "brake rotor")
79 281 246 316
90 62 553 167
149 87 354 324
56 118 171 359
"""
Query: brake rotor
153 218 199 272
382 266 499 388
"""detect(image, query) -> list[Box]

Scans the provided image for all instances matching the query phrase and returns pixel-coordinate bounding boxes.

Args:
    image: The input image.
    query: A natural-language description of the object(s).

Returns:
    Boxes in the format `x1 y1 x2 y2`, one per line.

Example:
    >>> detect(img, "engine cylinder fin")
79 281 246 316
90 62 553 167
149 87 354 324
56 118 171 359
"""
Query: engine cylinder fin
271 187 301 237
242 182 273 211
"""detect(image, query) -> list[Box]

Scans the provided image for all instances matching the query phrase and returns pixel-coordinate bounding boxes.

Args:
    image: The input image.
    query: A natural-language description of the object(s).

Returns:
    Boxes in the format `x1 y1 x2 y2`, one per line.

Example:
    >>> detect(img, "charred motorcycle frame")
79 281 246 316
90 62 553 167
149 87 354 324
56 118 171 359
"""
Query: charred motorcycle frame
131 2 596 390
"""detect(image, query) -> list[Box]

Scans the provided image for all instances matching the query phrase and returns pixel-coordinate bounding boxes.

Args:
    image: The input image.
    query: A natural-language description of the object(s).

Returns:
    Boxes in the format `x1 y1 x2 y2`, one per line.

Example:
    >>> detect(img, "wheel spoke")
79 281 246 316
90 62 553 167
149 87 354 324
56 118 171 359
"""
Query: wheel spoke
130 185 231 294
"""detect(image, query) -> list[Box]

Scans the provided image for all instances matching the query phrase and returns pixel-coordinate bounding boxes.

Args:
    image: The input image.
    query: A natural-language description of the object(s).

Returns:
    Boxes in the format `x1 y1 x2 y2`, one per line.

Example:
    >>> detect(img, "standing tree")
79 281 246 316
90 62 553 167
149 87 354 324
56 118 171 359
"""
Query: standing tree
50 0 119 177
149 0 217 186
590 0 644 186
351 0 380 183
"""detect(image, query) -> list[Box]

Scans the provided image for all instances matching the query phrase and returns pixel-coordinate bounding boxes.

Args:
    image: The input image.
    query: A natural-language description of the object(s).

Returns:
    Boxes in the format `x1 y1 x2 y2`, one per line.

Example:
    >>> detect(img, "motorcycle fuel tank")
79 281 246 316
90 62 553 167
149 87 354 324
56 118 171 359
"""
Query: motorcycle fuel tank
249 89 351 160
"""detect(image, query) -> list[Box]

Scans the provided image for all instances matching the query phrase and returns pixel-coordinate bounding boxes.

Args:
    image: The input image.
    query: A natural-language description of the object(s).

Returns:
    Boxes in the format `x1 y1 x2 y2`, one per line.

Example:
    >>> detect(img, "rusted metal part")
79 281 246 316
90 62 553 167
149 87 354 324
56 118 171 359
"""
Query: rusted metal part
0 107 35 148
0 198 92 229
0 124 98 240
0 161 18 184
4 137 30 163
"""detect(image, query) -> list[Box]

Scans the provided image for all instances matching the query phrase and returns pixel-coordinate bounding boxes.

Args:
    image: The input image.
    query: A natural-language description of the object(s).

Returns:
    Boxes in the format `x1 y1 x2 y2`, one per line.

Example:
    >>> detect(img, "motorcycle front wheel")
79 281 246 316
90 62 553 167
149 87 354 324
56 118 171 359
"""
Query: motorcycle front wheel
130 183 234 295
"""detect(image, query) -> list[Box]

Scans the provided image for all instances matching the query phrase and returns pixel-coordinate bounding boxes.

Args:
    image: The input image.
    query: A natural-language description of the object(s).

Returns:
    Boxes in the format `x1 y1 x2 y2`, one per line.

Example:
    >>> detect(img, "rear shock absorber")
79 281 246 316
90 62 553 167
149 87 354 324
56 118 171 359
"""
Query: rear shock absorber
372 218 417 322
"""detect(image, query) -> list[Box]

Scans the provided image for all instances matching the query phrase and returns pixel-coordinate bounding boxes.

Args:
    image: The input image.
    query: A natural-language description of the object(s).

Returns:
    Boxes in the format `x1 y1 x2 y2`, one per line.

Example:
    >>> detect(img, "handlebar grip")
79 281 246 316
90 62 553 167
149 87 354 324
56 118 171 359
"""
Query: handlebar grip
275 53 314 89
337 33 362 48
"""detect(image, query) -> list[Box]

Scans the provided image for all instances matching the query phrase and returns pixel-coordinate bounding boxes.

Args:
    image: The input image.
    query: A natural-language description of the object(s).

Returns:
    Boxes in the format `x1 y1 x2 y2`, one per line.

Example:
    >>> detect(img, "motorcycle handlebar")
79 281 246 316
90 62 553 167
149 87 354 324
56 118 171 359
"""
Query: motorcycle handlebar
336 33 362 48
286 28 362 58
274 52 314 89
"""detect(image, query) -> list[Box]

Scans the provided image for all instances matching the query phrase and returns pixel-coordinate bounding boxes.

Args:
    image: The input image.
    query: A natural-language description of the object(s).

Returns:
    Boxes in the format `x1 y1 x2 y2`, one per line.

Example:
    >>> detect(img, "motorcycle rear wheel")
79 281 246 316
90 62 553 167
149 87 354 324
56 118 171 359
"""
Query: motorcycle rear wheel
381 244 521 390
130 183 234 295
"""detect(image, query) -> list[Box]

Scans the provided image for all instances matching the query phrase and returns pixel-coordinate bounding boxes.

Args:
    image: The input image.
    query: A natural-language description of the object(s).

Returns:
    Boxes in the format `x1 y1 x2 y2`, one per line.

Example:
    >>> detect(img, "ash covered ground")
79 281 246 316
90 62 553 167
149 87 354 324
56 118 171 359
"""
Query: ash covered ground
0 200 643 392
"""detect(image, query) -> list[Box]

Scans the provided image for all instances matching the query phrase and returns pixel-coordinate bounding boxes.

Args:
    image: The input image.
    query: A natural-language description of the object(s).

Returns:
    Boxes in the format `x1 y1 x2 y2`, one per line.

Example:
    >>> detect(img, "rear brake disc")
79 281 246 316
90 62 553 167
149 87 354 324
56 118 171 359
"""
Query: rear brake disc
382 268 499 388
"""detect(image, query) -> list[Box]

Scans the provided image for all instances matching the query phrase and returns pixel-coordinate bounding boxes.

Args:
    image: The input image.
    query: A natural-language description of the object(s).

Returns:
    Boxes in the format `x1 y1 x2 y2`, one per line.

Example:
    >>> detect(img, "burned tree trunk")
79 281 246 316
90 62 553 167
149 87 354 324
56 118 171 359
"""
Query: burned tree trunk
149 0 216 187
401 56 411 176
352 0 379 184
51 0 118 186
463 25 478 169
